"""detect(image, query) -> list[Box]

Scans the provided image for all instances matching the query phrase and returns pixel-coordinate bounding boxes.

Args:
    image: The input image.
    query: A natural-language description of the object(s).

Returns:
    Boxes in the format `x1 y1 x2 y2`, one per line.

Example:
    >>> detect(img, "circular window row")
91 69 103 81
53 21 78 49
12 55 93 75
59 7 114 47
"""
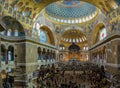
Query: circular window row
59 46 89 51
83 47 89 51
49 11 97 24
62 36 87 43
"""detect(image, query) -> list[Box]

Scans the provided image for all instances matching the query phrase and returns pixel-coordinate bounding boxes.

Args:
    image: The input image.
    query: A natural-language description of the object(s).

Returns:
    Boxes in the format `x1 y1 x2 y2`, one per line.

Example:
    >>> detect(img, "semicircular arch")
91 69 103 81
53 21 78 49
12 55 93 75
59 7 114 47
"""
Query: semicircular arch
92 23 106 45
40 25 55 45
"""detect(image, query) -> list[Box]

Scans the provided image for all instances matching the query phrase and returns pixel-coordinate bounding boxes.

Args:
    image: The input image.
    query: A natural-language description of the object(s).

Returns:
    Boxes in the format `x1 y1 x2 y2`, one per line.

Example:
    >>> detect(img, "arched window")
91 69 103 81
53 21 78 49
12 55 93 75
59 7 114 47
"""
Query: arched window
14 30 18 36
1 31 5 35
73 39 75 42
8 46 14 61
37 47 41 60
69 38 72 42
79 19 82 23
7 29 12 36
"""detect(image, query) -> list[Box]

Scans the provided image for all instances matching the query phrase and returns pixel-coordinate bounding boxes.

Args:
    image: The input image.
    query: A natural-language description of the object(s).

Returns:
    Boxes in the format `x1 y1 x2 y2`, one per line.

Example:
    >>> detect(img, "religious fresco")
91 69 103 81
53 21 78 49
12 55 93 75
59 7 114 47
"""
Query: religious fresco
8 7 12 14
33 22 40 32
99 28 107 41
115 0 120 5
8 0 19 7
34 0 42 3
55 25 61 33
62 0 80 6
4 3 8 10
39 30 47 43
0 5 2 13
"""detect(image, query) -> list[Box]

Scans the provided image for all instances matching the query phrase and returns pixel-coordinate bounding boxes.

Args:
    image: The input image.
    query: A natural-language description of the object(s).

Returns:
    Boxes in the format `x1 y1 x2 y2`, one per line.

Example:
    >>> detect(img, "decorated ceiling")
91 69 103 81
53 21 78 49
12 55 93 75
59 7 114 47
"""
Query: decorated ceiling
4 0 119 20
0 0 120 47
45 1 98 23
46 1 97 18
61 29 87 44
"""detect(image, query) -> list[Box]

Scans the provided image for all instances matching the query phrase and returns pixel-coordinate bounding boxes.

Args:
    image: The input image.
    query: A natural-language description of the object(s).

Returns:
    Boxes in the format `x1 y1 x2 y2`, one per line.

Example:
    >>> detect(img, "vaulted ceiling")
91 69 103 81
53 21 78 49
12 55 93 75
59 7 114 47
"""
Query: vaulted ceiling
7 0 119 20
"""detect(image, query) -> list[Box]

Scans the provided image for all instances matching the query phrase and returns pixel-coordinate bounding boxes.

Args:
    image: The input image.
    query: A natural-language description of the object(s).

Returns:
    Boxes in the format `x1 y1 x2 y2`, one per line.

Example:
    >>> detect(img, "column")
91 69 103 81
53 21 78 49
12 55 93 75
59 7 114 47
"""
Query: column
47 50 49 62
54 51 57 62
45 50 47 62
50 50 52 61
41 48 43 61
0 38 2 88
42 49 46 62
5 49 8 64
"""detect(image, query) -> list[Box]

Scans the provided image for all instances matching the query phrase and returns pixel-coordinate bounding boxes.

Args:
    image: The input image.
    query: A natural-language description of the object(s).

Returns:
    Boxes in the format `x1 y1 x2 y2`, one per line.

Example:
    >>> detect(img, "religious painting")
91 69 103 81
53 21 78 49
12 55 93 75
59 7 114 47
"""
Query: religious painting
108 0 118 9
8 0 19 7
8 7 12 14
22 16 25 22
33 22 40 32
4 3 8 10
55 25 61 33
39 30 47 43
99 28 107 41
0 5 2 13
115 0 120 6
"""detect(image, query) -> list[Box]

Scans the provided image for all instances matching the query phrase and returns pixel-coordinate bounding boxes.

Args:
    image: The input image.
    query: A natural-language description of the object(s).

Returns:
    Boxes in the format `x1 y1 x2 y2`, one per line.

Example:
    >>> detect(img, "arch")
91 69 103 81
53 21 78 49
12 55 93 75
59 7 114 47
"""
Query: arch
61 29 88 44
33 0 114 20
37 47 41 60
14 29 18 36
42 48 46 60
7 29 12 36
40 26 55 45
1 16 25 36
0 24 6 32
8 45 14 61
92 23 106 45
1 44 6 61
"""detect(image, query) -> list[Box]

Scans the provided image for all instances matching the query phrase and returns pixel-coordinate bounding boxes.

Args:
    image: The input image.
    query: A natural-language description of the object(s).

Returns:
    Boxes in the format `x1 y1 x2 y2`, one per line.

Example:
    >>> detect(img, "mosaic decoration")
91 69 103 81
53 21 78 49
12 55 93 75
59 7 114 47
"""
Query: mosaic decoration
46 1 96 19
34 0 42 3
2 16 25 36
115 0 120 5
62 0 80 6
33 22 40 32
55 25 61 33
99 28 107 41
39 30 47 43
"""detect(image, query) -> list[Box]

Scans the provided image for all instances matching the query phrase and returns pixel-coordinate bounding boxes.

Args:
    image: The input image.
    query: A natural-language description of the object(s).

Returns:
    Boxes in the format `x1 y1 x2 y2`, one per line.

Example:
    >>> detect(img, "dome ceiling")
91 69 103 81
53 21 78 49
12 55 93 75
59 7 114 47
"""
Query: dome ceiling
5 0 118 21
45 0 98 24
61 29 87 44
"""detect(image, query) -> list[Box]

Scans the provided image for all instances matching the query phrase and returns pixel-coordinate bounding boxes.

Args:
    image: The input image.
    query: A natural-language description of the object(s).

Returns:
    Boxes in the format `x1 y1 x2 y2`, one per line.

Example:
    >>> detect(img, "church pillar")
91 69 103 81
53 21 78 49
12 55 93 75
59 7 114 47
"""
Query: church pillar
0 38 2 88
5 49 8 64
41 48 43 61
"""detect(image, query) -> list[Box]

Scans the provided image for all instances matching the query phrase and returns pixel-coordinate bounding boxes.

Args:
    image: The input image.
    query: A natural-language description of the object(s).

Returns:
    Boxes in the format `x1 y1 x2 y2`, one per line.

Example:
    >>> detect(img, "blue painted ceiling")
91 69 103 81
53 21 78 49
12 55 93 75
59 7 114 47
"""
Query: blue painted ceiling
45 0 97 19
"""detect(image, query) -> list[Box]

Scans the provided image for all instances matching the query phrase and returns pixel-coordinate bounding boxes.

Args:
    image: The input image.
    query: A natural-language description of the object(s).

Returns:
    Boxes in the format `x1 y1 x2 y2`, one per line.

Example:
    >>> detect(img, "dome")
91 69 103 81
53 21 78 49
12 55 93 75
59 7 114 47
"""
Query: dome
45 0 98 24
61 29 87 44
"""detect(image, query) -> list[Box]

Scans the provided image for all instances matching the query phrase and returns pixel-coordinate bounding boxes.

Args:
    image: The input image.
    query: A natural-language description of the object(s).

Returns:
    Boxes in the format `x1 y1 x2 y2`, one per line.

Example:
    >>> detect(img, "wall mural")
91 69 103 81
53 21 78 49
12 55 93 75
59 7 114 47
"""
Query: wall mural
33 22 40 32
115 0 120 5
55 25 61 33
99 28 107 41
39 30 47 43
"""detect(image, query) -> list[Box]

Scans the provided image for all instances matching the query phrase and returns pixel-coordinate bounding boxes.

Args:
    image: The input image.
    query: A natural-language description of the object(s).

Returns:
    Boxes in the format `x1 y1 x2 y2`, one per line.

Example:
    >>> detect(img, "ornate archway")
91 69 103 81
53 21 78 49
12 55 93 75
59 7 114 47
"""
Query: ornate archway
92 23 106 45
1 16 25 36
40 26 55 45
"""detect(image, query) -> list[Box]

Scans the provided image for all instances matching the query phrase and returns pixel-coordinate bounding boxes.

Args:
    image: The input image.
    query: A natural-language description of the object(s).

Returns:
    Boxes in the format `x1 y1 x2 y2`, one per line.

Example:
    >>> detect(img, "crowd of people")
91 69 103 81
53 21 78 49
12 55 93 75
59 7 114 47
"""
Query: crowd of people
36 60 112 88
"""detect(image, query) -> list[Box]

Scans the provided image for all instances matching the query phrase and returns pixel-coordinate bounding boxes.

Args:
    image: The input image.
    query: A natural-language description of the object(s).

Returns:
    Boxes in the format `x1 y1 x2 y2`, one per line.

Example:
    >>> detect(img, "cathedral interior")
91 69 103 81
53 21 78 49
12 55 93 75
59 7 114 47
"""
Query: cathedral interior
0 0 120 88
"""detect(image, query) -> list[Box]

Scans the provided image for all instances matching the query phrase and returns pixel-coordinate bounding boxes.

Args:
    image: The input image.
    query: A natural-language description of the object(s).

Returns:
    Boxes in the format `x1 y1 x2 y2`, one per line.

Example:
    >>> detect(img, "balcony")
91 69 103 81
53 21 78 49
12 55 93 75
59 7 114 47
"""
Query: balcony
0 34 56 49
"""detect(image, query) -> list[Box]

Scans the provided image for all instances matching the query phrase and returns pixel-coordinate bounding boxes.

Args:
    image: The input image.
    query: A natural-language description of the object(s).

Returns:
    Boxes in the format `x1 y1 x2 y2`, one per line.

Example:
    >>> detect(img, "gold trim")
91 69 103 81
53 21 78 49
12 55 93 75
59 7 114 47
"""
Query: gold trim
43 8 99 25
